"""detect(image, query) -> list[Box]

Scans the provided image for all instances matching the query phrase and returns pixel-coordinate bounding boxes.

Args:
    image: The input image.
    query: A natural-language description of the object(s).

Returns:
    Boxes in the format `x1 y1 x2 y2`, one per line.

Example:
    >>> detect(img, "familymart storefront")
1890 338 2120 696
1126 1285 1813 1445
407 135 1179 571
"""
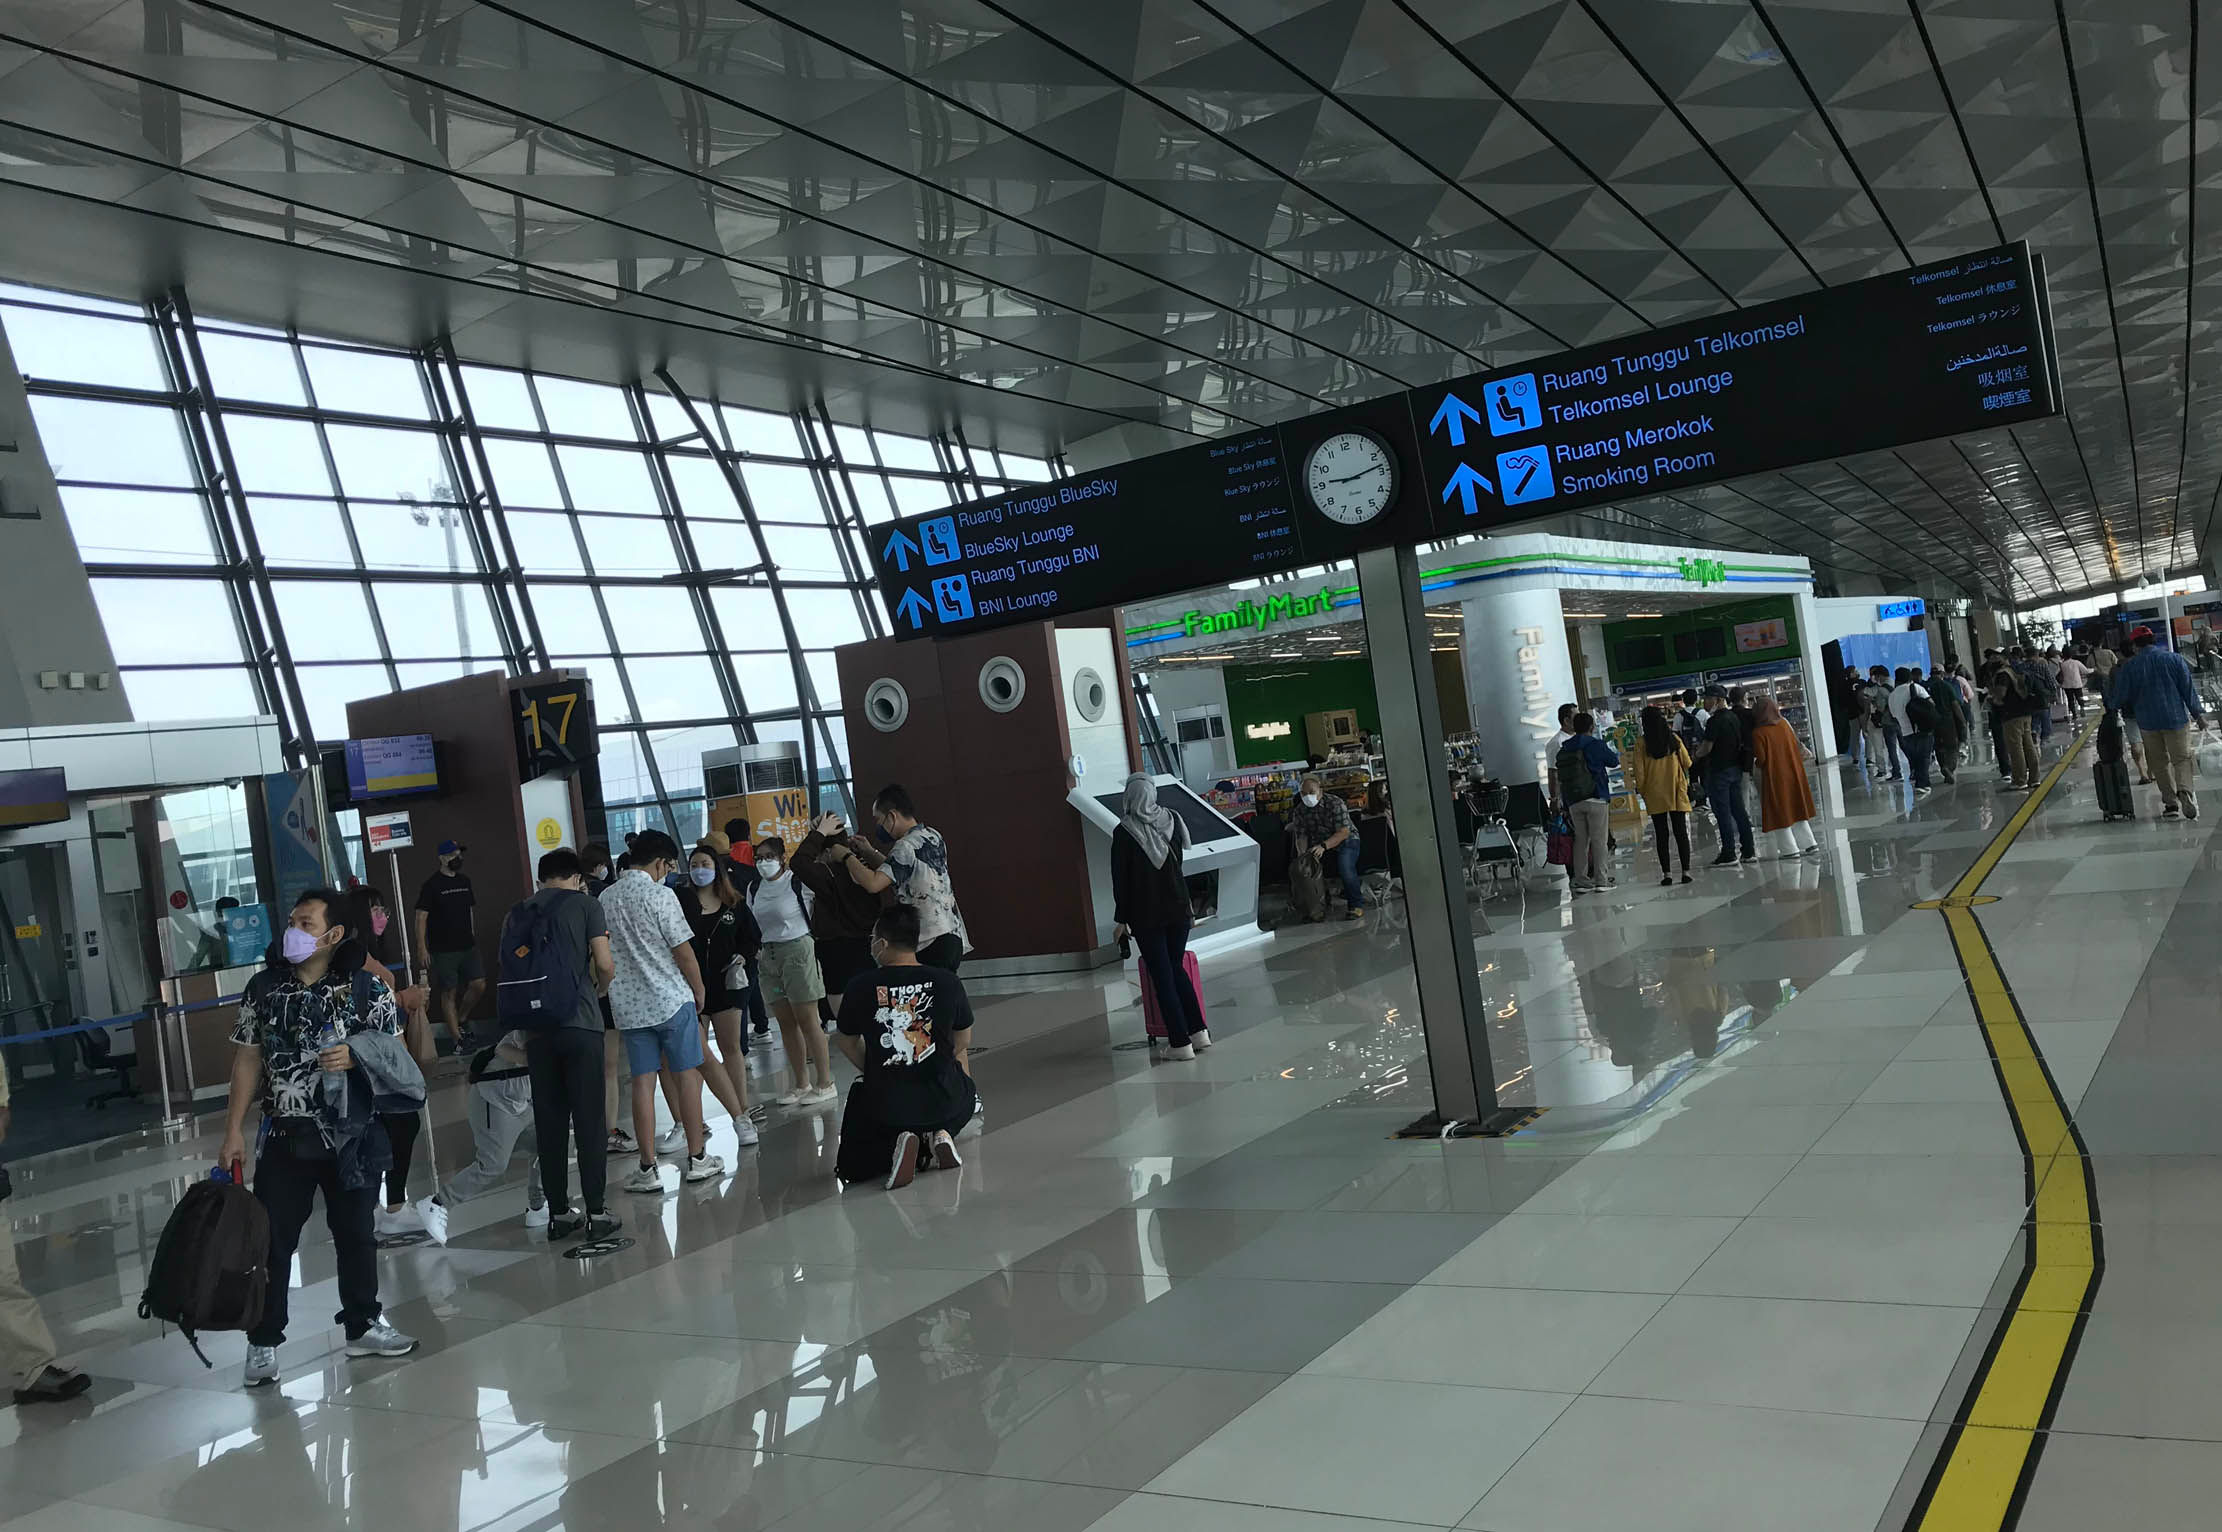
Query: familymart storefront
1125 531 1846 800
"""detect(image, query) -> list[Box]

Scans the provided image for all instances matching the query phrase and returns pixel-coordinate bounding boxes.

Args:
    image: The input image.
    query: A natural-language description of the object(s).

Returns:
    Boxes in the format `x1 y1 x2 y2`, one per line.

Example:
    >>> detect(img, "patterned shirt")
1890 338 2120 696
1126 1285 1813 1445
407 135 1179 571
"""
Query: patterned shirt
230 965 401 1120
599 869 698 1029
1288 792 1353 848
886 825 969 950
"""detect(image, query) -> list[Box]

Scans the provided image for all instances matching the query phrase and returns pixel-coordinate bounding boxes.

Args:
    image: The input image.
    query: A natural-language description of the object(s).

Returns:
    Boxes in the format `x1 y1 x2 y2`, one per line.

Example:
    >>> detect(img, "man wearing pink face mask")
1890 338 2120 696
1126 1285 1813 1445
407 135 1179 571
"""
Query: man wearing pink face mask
221 888 418 1389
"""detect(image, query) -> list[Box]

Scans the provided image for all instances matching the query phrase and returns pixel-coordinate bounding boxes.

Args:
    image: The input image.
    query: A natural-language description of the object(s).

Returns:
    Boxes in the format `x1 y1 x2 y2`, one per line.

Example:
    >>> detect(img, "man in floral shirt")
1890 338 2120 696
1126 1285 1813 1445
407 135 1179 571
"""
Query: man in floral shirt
220 887 415 1389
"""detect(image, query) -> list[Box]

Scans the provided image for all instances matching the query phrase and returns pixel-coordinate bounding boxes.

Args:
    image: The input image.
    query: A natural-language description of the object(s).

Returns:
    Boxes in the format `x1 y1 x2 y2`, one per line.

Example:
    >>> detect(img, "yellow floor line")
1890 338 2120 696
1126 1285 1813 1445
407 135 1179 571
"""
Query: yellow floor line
1906 722 2104 1531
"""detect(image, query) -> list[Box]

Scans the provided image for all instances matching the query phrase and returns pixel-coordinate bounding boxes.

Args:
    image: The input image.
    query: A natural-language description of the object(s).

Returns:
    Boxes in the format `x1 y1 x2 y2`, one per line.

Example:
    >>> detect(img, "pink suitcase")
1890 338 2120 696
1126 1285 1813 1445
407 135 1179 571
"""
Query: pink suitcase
1140 950 1205 1040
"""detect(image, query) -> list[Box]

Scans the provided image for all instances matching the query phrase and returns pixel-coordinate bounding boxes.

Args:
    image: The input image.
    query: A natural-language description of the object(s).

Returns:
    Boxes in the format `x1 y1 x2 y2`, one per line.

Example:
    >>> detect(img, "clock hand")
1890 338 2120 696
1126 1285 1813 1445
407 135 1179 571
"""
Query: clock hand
1323 465 1387 485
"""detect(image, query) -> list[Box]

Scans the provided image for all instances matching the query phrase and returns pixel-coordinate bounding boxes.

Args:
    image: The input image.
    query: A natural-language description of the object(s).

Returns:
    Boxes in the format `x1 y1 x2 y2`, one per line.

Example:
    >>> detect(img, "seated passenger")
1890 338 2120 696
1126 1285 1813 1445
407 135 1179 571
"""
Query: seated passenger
833 907 977 1189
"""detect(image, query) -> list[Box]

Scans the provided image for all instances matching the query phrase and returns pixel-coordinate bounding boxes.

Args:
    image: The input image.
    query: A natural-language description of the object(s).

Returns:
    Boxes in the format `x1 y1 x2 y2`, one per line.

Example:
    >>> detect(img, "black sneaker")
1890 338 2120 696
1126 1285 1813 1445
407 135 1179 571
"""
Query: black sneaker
1709 853 1738 867
547 1212 585 1242
584 1212 622 1241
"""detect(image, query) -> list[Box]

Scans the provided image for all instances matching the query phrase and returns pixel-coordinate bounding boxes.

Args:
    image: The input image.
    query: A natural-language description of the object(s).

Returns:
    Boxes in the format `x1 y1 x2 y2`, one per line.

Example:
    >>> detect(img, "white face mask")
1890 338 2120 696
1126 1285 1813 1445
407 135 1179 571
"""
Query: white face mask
1300 792 1320 808
760 858 783 880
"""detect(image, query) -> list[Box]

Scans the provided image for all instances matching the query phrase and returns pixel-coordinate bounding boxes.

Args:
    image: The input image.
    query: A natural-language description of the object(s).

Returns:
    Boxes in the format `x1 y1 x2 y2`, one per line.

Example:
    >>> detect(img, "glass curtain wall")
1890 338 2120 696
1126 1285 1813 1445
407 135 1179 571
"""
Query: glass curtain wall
1 280 1055 840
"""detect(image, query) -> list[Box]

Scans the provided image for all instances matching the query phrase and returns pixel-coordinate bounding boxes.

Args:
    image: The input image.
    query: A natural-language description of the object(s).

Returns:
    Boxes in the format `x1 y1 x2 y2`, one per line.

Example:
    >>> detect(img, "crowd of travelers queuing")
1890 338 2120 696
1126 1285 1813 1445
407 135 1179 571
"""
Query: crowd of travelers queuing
185 777 981 1391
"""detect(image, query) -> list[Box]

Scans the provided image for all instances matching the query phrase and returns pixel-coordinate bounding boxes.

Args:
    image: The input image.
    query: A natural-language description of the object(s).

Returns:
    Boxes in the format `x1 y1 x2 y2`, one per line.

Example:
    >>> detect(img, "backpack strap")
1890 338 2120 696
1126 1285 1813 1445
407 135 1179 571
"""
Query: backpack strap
350 967 379 1025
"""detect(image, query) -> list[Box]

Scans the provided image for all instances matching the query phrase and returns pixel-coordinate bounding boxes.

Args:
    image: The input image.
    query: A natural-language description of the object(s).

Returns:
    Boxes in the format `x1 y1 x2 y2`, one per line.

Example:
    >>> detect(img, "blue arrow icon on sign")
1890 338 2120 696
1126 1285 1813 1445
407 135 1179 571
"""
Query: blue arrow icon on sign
882 528 920 572
1442 461 1496 517
1429 393 1482 448
895 588 931 630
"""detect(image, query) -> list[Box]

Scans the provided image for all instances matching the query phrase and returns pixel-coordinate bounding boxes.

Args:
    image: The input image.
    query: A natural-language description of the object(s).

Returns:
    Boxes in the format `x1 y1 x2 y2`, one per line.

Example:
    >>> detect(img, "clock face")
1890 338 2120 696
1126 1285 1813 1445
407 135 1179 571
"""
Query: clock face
1304 431 1396 525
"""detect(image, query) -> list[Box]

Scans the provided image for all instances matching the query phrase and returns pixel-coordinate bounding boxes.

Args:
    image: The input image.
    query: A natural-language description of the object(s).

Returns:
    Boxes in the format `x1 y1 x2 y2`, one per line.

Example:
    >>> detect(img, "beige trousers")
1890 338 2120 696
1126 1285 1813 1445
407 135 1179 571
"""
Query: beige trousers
2145 726 2197 811
0 1224 59 1385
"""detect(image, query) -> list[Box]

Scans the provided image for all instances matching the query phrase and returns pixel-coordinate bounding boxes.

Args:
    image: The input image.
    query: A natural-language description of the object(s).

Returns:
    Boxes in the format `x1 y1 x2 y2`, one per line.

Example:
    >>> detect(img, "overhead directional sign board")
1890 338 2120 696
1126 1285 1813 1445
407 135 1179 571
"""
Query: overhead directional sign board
871 242 2056 640
1411 242 2059 533
871 392 1435 640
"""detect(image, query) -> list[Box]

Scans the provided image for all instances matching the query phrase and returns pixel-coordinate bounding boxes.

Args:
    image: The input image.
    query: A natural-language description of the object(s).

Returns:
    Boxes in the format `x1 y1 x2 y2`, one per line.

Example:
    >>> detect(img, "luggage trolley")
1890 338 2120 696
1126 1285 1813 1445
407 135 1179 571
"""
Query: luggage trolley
1463 779 1522 889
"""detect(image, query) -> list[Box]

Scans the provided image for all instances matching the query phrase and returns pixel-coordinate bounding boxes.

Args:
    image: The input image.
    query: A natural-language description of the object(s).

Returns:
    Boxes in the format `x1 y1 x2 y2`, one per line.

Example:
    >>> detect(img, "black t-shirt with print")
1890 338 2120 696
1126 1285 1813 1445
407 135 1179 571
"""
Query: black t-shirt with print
413 871 476 952
836 963 976 1127
231 965 403 1120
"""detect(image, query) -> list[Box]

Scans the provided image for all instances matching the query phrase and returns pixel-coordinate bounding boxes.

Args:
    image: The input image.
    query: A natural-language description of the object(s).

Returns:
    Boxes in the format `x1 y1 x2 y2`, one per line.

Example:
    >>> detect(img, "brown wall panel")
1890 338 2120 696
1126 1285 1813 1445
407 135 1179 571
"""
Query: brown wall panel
836 618 1120 962
346 671 538 1014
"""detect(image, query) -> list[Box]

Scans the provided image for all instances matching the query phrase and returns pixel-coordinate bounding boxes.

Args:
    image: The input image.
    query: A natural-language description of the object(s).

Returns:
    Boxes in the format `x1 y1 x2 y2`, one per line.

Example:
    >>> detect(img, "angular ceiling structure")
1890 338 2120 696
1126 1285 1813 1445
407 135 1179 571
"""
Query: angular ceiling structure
0 0 2207 605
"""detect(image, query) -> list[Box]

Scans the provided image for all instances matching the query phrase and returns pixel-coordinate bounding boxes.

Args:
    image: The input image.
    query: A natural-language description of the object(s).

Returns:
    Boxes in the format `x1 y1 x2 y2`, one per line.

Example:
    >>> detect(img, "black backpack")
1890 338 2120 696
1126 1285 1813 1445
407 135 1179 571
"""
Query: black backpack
1905 688 1939 733
495 892 587 1029
1556 740 1596 803
139 1173 269 1365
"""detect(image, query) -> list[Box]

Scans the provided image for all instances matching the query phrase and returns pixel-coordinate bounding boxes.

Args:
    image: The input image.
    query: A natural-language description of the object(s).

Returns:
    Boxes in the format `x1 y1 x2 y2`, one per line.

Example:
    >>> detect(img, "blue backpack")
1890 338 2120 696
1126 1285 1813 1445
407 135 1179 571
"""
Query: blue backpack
495 893 587 1030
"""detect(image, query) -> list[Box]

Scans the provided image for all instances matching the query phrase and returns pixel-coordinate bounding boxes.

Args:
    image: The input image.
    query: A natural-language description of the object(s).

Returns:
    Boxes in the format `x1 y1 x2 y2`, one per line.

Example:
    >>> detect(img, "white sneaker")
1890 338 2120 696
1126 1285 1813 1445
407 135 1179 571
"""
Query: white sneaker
243 1345 279 1388
1166 1043 1196 1060
623 1162 667 1194
682 1152 725 1183
732 1116 760 1147
774 1087 809 1107
957 1102 984 1140
413 1197 450 1248
374 1205 422 1238
1190 1028 1213 1050
802 1084 838 1106
345 1321 419 1359
654 1125 685 1156
524 1203 551 1229
606 1129 638 1155
930 1131 963 1171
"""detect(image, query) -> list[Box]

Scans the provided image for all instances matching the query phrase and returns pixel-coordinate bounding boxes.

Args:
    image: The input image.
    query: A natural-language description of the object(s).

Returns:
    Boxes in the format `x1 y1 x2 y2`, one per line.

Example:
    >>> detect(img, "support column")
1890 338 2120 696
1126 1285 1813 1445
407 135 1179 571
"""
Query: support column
1459 586 1579 798
1357 545 1512 1132
1792 590 1837 758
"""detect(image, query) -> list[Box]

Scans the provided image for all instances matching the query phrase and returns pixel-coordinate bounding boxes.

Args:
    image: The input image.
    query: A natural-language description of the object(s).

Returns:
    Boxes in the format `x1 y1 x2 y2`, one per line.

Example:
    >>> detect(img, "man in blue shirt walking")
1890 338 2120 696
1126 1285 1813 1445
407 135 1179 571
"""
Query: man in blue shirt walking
2110 627 2208 819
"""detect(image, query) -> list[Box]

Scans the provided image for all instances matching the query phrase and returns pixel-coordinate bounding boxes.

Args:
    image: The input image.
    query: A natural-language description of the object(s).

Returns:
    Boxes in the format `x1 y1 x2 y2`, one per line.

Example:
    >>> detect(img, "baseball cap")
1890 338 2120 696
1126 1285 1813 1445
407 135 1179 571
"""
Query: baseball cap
2129 626 2157 645
1701 684 1729 699
437 839 467 856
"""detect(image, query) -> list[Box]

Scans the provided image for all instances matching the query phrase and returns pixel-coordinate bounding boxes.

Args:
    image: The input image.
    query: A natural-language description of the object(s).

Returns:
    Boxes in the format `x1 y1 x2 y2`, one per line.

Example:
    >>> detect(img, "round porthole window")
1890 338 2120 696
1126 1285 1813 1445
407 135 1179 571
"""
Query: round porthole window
978 656 1026 713
863 677 909 733
1071 666 1108 723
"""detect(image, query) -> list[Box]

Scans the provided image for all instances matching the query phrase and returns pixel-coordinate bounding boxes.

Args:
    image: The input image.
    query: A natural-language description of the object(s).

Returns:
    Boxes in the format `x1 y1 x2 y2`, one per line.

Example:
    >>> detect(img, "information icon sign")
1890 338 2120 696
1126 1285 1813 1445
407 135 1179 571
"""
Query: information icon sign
1486 374 1541 436
1496 446 1556 506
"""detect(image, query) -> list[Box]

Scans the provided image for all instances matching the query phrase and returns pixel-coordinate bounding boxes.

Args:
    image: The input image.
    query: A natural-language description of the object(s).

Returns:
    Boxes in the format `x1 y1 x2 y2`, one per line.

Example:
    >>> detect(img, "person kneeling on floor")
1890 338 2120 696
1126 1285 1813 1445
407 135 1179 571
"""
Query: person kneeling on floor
833 907 976 1190
412 1029 547 1244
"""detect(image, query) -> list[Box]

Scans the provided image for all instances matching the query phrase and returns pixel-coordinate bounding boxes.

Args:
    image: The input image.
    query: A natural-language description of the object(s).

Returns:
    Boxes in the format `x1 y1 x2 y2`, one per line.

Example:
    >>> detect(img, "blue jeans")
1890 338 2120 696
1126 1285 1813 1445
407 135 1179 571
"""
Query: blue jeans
1706 768 1754 858
1135 917 1205 1047
1333 839 1364 910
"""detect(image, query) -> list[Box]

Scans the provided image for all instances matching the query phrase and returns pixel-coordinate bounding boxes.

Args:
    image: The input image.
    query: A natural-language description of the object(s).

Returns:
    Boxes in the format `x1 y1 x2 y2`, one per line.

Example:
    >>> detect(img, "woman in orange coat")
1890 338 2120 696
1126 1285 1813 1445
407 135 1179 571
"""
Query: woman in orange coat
1749 698 1819 858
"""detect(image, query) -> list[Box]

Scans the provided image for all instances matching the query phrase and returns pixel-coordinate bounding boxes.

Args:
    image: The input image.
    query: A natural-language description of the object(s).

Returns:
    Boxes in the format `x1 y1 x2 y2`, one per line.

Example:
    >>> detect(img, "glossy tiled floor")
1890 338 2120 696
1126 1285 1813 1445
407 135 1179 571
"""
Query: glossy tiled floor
3 728 2218 1530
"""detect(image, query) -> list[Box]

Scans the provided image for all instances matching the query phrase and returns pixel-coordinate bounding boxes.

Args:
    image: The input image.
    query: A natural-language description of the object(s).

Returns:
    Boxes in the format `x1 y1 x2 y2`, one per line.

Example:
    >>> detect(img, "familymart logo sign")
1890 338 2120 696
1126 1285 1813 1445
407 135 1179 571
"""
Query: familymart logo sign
1182 589 1338 637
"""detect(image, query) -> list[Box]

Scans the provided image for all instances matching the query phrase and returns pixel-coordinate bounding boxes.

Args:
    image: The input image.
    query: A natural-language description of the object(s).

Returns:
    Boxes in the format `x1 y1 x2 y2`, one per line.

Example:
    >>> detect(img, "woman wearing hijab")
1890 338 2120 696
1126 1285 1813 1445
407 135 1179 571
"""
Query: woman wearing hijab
1628 705 1696 886
1110 772 1211 1060
1750 698 1821 858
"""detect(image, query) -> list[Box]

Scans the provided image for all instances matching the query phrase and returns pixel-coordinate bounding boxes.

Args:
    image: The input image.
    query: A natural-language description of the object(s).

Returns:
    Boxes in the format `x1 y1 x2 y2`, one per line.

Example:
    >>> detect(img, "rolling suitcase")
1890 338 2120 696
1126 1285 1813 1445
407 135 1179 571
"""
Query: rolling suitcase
2094 758 2134 821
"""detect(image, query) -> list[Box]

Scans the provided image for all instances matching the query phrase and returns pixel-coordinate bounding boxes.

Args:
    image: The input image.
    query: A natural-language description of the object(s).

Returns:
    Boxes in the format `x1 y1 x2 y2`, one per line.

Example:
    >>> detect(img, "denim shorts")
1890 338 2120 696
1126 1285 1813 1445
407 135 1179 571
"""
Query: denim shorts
621 1001 704 1076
